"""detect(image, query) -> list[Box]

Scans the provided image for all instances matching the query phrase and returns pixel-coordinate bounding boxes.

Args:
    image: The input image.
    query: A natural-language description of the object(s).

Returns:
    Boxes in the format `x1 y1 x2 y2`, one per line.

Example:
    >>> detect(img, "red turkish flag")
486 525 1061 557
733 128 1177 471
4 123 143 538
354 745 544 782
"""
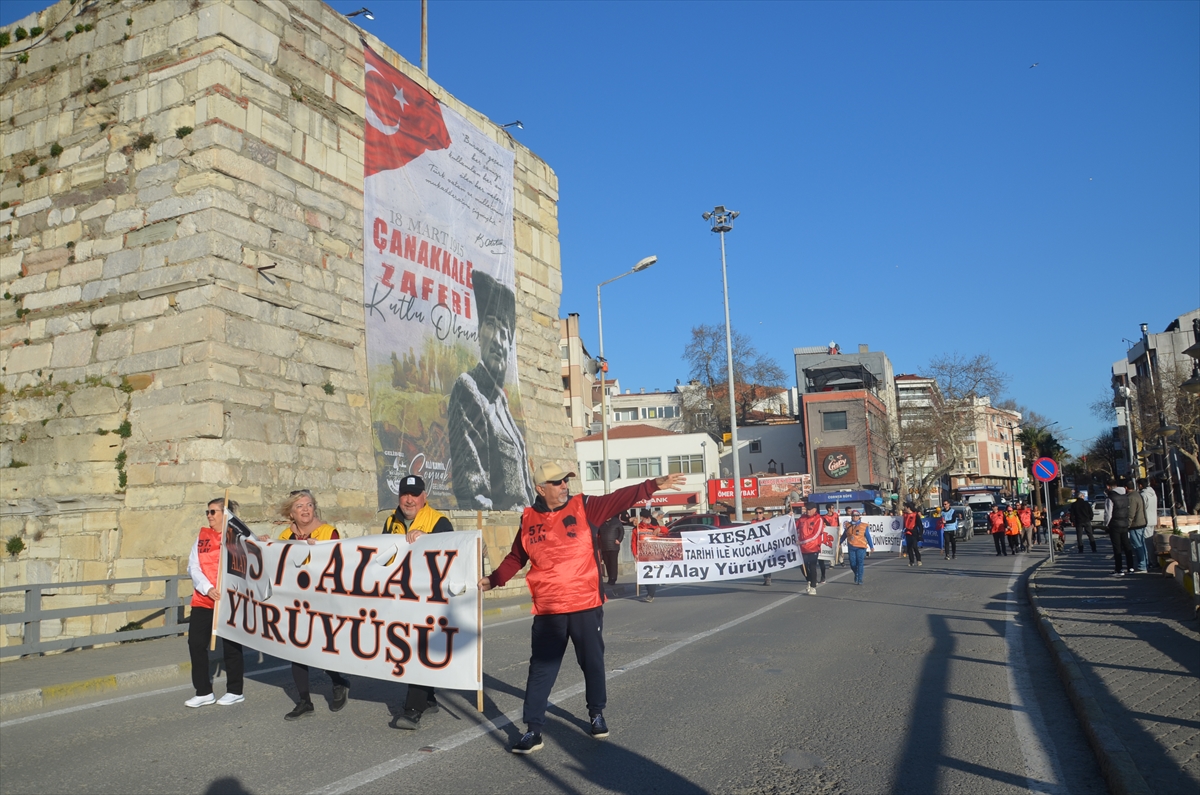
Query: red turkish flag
363 44 451 177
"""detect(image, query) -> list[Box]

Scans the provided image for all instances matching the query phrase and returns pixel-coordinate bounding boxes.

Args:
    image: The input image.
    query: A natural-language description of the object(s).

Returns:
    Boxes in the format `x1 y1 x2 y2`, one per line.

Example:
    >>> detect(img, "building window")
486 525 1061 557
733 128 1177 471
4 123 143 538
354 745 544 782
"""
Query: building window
668 454 704 474
585 460 620 481
560 345 569 359
749 440 762 453
614 408 638 422
626 457 662 478
822 411 848 431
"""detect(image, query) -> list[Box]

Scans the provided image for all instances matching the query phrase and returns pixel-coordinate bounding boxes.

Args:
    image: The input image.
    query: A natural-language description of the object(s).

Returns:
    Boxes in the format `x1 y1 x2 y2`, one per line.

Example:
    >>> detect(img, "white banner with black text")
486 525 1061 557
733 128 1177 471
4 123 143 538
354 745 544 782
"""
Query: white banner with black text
635 516 800 585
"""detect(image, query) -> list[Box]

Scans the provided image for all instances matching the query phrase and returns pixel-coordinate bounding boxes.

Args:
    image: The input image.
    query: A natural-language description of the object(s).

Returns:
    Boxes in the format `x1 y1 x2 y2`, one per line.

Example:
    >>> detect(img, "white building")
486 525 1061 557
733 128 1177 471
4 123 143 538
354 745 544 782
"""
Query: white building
574 424 717 515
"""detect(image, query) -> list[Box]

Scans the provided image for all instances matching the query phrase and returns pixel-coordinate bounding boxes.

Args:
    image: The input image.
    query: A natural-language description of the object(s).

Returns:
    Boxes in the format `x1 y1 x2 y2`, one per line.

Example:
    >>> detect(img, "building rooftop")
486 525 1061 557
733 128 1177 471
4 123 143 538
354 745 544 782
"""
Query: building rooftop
575 423 681 442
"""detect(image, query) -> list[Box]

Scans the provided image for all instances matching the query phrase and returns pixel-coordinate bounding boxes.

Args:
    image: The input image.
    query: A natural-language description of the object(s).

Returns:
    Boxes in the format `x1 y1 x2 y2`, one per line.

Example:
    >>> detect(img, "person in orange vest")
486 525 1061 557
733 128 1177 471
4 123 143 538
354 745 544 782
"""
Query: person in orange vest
839 509 875 585
988 504 1008 556
1005 505 1023 554
902 505 922 567
631 508 667 602
185 498 246 708
480 462 687 754
1018 502 1034 550
797 501 833 594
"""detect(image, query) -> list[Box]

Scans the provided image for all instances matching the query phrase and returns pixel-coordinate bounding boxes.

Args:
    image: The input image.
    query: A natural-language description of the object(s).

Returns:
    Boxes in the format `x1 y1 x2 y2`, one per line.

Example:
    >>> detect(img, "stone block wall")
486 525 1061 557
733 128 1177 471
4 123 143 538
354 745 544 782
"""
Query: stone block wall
0 0 572 652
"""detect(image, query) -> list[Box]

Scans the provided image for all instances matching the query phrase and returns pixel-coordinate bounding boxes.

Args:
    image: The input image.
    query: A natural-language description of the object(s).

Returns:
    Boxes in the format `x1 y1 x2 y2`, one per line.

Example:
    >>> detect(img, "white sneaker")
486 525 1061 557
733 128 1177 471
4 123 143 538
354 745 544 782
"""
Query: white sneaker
185 694 216 708
806 585 816 595
216 693 245 706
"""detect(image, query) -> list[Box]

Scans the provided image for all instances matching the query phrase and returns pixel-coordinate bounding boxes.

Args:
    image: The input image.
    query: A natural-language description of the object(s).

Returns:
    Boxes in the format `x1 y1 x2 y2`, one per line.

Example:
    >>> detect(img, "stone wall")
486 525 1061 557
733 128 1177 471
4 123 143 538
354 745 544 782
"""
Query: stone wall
0 0 572 653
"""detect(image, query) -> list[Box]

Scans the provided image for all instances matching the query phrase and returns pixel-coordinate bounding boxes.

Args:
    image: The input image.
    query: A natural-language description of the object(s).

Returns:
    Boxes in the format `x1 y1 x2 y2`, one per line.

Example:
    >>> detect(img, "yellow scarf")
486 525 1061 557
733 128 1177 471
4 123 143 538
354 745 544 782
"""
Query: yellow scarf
280 522 338 541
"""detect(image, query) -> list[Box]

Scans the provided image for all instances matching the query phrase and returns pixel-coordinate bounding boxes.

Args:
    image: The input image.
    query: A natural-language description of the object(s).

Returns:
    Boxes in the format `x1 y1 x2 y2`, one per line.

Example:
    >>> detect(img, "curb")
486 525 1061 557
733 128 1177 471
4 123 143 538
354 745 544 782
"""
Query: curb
1026 558 1152 795
0 661 192 719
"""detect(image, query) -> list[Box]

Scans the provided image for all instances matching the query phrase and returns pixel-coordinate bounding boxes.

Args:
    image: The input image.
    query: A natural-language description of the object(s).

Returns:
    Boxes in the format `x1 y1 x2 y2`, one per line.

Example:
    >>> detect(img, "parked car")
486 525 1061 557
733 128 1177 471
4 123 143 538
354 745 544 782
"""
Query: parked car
665 521 748 538
665 512 737 529
945 503 974 540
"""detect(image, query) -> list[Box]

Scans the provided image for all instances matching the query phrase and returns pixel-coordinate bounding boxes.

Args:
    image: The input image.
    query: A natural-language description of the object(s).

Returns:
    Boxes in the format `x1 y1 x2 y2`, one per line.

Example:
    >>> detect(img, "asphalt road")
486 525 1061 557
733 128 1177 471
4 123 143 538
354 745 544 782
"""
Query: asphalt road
0 539 1108 795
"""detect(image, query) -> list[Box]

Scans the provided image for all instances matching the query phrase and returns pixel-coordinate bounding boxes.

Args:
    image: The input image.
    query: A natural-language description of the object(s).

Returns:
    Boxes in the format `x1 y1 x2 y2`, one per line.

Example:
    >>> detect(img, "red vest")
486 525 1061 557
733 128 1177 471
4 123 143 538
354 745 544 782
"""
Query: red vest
988 512 1006 533
192 526 221 609
796 515 827 554
903 513 918 532
522 495 602 616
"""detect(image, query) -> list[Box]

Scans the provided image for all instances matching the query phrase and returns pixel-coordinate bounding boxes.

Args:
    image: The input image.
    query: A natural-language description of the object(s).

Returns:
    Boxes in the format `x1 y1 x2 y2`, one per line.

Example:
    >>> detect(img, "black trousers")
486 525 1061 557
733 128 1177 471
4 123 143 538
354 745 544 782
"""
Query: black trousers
292 663 349 701
188 606 244 697
802 552 820 586
1076 522 1097 551
523 607 606 732
601 550 619 584
993 533 1008 555
1109 530 1134 573
1007 534 1020 554
405 683 436 712
943 532 956 558
905 534 922 564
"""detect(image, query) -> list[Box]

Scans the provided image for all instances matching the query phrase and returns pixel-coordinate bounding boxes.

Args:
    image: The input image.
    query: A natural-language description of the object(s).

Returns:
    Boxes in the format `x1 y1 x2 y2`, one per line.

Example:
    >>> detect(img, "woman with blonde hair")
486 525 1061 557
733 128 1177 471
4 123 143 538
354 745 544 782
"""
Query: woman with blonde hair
270 490 351 721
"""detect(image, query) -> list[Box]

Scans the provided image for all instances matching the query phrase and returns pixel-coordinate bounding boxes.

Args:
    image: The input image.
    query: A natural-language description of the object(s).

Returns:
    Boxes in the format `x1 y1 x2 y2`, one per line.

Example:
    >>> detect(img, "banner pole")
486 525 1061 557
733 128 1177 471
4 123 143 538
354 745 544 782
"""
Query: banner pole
209 488 229 652
476 536 484 713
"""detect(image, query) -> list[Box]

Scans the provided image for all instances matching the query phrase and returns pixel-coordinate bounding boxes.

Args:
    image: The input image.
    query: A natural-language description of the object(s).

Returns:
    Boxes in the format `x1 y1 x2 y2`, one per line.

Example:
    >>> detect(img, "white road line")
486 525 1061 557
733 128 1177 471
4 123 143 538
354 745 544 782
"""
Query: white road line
310 589 811 795
1004 556 1068 795
0 665 291 728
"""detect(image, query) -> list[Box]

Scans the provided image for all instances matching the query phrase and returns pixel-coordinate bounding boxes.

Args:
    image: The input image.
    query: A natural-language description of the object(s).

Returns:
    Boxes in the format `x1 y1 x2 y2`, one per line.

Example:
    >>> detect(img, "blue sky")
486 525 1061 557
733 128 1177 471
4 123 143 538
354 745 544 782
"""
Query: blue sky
5 1 1197 454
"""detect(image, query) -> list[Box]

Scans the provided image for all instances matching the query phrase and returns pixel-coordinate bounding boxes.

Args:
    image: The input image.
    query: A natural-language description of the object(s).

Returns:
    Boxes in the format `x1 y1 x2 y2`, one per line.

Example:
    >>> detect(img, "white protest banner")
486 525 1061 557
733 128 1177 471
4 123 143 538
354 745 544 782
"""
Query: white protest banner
636 516 800 585
216 532 481 691
865 515 904 552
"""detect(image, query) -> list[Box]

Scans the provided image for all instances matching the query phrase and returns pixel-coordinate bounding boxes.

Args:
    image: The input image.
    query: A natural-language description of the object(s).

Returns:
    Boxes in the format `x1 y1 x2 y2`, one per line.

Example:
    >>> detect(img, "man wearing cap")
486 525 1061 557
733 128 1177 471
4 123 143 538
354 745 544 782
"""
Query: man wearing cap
448 271 536 512
382 475 453 730
839 509 875 585
479 462 686 754
796 502 831 595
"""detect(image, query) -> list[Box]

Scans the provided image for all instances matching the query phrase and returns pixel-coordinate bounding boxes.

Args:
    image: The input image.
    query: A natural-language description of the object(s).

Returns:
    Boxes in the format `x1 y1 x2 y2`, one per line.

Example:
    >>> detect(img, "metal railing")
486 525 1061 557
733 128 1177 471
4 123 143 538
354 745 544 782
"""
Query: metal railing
0 575 189 657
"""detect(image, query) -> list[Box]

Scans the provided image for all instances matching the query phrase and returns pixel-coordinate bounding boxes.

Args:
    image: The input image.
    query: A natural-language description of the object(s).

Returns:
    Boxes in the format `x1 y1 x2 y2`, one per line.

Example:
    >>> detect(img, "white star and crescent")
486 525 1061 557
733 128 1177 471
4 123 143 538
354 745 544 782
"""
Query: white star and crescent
364 62 402 136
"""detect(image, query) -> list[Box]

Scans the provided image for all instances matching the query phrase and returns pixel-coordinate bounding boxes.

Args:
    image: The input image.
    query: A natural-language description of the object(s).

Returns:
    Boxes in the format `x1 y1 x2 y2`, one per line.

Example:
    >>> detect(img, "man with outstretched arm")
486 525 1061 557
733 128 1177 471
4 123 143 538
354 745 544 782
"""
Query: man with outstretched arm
478 462 687 755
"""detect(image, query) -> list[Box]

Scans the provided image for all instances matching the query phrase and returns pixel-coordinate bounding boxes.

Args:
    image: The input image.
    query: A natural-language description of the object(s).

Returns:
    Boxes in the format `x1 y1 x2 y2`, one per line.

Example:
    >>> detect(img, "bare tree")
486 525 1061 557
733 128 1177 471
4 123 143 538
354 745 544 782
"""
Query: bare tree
682 324 787 432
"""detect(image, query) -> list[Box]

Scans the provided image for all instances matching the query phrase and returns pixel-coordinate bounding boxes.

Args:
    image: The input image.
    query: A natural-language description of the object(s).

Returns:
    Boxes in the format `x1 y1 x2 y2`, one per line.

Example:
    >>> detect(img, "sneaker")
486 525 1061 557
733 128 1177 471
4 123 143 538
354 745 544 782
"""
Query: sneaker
806 585 816 595
394 708 422 730
590 714 609 738
908 562 913 567
763 575 772 586
424 698 440 715
216 693 245 706
185 693 216 708
1111 571 1125 577
917 561 922 566
643 595 654 603
285 700 315 721
331 684 349 712
511 731 544 754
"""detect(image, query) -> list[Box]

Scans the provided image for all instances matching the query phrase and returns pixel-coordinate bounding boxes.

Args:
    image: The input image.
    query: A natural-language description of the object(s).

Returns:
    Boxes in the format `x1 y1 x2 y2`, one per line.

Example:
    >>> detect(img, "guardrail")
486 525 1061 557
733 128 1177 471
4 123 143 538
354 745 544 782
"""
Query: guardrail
0 575 189 658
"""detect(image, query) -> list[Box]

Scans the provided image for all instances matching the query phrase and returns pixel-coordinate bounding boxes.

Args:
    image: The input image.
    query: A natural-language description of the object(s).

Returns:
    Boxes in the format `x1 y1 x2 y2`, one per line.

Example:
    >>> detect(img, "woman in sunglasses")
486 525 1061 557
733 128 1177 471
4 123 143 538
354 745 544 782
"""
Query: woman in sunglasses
185 498 246 708
271 490 352 721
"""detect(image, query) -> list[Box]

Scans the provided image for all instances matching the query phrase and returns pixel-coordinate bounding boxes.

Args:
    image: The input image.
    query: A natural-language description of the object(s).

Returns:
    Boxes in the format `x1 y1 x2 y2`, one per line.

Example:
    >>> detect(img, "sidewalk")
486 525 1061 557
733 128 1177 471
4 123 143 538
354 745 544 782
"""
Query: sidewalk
0 584 640 718
1028 547 1200 795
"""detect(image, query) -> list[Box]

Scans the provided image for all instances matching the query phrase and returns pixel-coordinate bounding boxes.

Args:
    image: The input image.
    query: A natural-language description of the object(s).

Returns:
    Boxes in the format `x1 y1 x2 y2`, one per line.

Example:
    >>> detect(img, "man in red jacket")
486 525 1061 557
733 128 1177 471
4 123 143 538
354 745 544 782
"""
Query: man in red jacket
796 501 832 595
479 462 686 755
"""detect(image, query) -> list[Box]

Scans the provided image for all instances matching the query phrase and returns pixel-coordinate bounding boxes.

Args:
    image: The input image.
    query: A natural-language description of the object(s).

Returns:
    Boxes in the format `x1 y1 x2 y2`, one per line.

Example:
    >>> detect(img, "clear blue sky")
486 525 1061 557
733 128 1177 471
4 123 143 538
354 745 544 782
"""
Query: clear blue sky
5 1 1197 454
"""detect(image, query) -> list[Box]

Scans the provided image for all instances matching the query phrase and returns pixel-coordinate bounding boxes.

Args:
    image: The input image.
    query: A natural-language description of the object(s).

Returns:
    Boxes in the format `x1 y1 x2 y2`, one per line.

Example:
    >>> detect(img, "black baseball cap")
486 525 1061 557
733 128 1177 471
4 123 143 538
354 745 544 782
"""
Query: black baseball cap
398 475 426 496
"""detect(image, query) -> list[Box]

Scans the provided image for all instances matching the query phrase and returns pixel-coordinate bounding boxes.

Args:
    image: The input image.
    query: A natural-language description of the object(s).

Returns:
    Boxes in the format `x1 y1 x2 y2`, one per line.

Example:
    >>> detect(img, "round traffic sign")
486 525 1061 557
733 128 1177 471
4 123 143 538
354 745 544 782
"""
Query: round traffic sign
1033 457 1059 482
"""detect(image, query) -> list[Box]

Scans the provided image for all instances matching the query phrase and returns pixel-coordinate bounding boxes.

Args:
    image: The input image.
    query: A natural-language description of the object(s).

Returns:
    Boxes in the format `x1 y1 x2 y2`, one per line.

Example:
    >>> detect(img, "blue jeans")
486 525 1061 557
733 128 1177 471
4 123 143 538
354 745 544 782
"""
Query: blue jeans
1129 529 1148 571
848 547 867 583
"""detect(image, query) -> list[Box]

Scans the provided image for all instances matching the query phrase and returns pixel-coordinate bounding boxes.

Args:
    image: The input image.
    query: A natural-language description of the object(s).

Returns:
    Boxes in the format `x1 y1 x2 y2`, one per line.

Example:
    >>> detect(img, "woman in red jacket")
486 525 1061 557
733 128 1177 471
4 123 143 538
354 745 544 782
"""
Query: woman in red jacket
797 502 831 594
185 498 246 708
902 505 923 567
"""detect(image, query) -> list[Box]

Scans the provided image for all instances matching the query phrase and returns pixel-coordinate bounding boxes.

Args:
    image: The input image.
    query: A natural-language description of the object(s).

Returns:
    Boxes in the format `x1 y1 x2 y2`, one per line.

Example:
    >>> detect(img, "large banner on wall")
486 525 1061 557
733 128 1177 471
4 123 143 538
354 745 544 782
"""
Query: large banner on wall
361 44 535 511
216 531 481 690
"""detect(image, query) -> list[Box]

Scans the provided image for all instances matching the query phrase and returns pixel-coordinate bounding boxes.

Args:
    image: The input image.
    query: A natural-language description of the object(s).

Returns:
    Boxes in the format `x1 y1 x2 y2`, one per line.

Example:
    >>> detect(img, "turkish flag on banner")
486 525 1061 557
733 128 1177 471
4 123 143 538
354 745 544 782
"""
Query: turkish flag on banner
363 44 451 176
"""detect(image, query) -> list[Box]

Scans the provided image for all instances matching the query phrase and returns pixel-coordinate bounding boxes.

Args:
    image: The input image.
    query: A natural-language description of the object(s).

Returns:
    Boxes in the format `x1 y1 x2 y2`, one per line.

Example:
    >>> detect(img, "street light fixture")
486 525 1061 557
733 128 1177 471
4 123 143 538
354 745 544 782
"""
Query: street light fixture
597 255 657 492
346 7 375 20
703 205 742 520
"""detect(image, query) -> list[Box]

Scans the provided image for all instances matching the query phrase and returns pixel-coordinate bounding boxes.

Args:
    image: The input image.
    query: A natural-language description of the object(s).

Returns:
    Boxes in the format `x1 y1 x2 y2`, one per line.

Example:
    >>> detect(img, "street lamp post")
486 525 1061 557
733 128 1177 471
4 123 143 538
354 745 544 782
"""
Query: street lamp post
597 256 657 492
703 206 742 520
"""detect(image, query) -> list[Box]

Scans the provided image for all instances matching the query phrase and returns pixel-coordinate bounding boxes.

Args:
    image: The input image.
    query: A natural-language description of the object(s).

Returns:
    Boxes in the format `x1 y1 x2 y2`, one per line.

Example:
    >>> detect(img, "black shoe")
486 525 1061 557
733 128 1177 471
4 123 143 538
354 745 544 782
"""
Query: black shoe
424 698 440 715
511 731 544 754
394 708 422 730
331 684 349 712
285 700 314 721
590 713 609 738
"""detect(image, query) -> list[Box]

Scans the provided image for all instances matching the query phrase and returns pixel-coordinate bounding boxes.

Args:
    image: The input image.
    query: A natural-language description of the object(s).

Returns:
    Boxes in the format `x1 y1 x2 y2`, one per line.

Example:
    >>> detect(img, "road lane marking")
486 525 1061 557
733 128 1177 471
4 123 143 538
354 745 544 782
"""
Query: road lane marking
0 665 292 728
308 577 865 795
1004 556 1067 794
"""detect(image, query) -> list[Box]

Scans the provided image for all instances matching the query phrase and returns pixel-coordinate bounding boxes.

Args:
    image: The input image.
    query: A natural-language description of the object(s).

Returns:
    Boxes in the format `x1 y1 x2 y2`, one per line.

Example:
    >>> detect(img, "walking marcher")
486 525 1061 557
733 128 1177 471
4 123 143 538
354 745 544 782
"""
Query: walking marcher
597 515 624 589
382 475 454 730
903 505 922 566
1017 502 1033 551
271 489 351 721
839 509 874 585
632 509 665 602
1104 478 1135 576
1139 479 1159 569
479 463 686 754
797 502 830 594
185 498 247 708
941 501 959 560
1069 491 1097 553
1005 506 1022 554
989 504 1008 556
1125 480 1148 573
1032 505 1047 544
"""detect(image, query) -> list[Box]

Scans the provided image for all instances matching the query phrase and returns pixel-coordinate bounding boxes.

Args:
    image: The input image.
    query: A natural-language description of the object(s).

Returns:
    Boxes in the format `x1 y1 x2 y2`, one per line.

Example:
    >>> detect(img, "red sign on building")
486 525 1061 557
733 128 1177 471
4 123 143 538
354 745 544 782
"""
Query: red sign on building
706 478 759 504
634 492 701 508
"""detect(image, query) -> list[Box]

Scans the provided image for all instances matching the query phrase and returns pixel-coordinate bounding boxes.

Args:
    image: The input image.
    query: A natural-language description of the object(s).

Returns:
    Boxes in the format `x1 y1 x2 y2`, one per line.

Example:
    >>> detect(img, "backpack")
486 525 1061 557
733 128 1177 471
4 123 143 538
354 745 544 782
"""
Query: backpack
1107 491 1130 531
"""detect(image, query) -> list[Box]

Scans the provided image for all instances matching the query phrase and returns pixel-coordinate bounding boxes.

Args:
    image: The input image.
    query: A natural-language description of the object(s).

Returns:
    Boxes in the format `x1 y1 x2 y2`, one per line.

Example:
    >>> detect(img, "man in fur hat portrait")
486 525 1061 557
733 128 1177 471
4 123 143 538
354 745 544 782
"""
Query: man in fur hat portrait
447 271 537 510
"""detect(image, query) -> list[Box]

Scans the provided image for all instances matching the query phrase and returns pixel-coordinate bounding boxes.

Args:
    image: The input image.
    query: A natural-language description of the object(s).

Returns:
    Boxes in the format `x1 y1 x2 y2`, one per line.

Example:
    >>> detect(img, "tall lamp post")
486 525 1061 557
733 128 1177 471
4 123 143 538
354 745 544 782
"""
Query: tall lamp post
597 255 657 492
702 205 742 520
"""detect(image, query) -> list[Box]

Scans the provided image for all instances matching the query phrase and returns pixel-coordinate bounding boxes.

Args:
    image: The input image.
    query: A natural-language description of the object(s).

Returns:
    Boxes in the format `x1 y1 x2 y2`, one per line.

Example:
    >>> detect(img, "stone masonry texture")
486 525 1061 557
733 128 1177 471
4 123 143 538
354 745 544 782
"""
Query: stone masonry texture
0 0 573 653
